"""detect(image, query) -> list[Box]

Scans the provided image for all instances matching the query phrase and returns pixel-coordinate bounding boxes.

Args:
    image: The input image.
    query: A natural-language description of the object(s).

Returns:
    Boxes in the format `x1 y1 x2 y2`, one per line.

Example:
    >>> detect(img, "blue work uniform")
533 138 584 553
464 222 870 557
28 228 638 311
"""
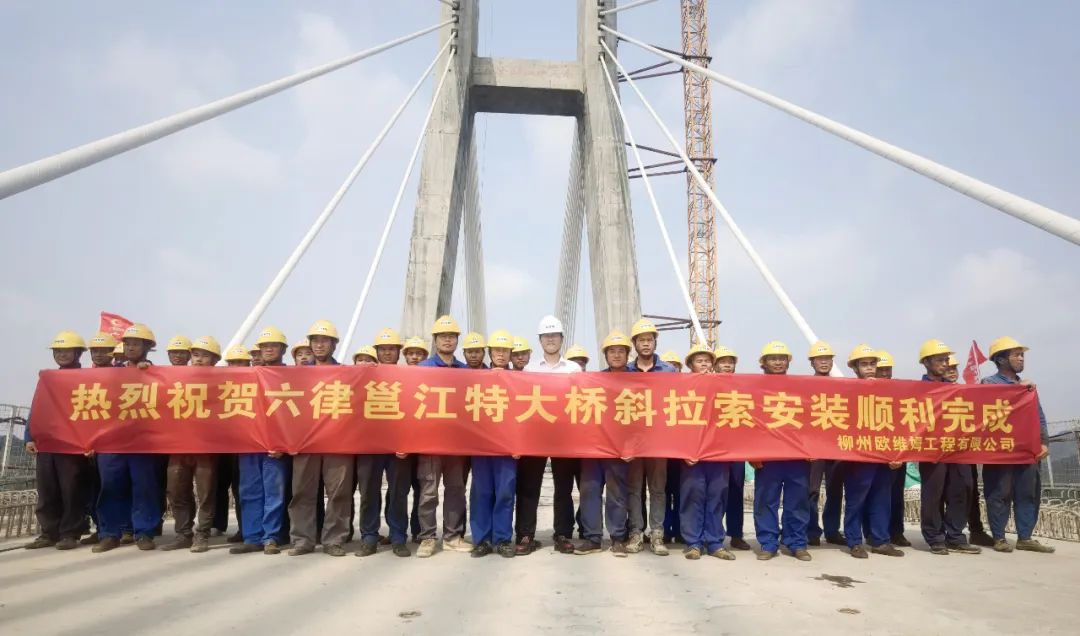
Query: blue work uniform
724 462 746 542
577 367 632 544
841 461 893 548
980 372 1048 541
753 369 811 553
466 363 518 546
679 460 732 553
239 362 291 546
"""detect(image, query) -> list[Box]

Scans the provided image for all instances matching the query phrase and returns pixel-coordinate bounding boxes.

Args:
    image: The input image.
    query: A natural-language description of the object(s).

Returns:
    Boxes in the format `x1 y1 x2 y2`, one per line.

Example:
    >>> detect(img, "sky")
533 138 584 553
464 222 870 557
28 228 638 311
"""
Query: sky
1 1 1078 421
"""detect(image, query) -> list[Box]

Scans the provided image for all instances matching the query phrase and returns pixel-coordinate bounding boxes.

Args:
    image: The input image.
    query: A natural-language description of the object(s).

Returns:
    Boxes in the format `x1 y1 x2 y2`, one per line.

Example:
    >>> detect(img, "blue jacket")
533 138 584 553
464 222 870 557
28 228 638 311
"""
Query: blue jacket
627 356 677 373
981 372 1049 445
419 355 468 369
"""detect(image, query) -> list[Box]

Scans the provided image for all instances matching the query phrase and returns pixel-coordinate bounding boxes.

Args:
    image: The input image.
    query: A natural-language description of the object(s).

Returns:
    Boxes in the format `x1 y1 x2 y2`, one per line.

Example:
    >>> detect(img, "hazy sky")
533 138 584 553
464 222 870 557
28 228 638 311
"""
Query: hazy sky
1 1 1078 421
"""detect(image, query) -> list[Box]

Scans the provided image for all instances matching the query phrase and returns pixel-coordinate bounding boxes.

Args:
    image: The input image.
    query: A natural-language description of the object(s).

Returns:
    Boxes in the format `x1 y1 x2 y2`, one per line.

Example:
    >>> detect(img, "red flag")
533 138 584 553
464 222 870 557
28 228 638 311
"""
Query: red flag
963 340 987 384
99 312 133 342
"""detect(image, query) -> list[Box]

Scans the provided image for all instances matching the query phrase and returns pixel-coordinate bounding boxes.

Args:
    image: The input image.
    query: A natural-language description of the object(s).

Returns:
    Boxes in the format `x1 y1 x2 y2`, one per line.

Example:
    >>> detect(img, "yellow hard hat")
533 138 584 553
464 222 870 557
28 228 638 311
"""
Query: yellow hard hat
122 323 157 347
352 345 378 362
759 341 792 362
88 331 118 350
988 336 1028 359
661 351 682 365
255 326 288 346
947 355 959 367
918 339 953 361
112 343 124 356
487 330 513 350
166 335 192 352
847 344 879 365
307 320 339 341
684 342 715 366
49 331 86 350
713 345 738 361
402 336 430 356
511 336 532 354
431 315 461 335
375 327 403 347
224 344 251 362
462 332 486 350
601 330 632 353
248 344 261 355
807 340 834 359
630 318 659 339
191 336 222 357
565 344 589 361
875 350 894 368
290 339 312 356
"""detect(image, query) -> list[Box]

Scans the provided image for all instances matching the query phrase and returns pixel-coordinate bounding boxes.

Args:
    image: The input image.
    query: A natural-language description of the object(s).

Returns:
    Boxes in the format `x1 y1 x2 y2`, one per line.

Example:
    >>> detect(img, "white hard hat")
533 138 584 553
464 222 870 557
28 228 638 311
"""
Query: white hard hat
537 315 564 336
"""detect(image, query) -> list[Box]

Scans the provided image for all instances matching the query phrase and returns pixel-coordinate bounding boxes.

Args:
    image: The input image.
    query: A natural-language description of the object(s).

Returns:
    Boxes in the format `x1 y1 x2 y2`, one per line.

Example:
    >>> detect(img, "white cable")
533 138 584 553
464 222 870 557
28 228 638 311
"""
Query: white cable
0 20 454 201
604 26 1080 247
436 0 458 7
338 52 457 358
601 39 844 377
600 0 662 16
226 39 453 351
599 55 707 346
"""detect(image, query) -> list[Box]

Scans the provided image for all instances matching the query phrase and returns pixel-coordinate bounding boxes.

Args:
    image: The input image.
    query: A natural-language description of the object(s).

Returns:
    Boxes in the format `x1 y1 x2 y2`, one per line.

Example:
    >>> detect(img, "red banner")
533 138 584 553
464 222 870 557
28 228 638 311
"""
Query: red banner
28 365 1040 463
99 312 133 342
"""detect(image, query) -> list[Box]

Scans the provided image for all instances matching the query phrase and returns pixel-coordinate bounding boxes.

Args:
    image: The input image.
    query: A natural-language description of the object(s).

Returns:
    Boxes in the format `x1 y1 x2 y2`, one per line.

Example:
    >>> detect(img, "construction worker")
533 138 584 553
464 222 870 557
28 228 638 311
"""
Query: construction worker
875 349 911 547
574 331 632 557
469 330 517 558
753 341 812 561
510 336 532 371
839 345 904 559
224 345 251 367
625 318 676 556
232 328 293 555
288 320 355 557
24 332 91 550
166 335 192 366
111 342 125 365
93 324 163 552
401 336 429 544
161 336 222 554
402 336 429 366
661 350 683 372
805 341 844 547
946 353 995 548
680 343 735 561
291 339 314 366
213 344 252 542
917 339 979 555
249 343 264 367
524 315 582 555
352 345 378 365
981 337 1054 554
81 332 118 544
462 332 487 369
944 355 960 383
414 315 472 558
712 346 751 551
88 332 117 369
566 344 589 372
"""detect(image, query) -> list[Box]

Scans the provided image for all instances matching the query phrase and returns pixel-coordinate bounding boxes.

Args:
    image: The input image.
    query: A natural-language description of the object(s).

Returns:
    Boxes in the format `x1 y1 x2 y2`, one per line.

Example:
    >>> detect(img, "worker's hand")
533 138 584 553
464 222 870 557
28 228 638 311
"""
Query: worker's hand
136 361 151 370
750 461 763 470
888 461 903 469
84 449 96 458
512 454 521 460
395 452 408 459
1037 444 1049 460
269 451 283 459
1020 379 1036 389
25 441 37 455
621 456 632 463
685 459 697 466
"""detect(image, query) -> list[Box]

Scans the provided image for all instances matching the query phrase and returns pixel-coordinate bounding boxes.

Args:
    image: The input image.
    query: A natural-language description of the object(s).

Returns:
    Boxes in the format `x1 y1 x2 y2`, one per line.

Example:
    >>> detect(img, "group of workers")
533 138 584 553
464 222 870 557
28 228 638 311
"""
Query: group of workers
25 313 1055 562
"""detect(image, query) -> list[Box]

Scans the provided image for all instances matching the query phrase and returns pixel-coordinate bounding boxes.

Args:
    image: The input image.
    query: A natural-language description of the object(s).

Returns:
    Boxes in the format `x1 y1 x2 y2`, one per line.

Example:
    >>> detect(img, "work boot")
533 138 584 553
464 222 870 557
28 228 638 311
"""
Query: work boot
709 547 736 561
135 535 156 551
55 537 78 551
230 543 262 554
378 534 391 546
324 544 347 557
993 539 1013 553
808 536 821 547
970 531 996 547
160 535 193 551
929 543 949 555
227 531 243 544
756 550 777 561
891 533 912 547
730 537 751 551
497 542 516 558
947 542 981 554
554 535 575 554
684 546 702 560
650 530 669 556
443 536 473 553
92 537 121 553
264 541 281 555
355 542 378 557
470 541 494 558
824 533 846 546
793 548 812 562
610 540 628 558
515 536 539 556
190 534 209 553
120 532 135 545
573 539 603 555
24 536 55 549
849 545 869 559
1015 539 1055 553
870 543 904 557
288 544 315 557
625 532 644 553
392 543 411 557
416 539 437 558
80 532 100 545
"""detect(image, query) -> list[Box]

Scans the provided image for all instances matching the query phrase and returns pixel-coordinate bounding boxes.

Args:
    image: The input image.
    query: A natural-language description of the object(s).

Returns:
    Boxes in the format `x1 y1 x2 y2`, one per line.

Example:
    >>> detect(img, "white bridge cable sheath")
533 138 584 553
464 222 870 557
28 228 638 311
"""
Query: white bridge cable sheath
338 51 457 358
600 39 844 377
0 19 454 201
600 0 662 17
604 26 1080 247
226 39 454 351
599 55 707 346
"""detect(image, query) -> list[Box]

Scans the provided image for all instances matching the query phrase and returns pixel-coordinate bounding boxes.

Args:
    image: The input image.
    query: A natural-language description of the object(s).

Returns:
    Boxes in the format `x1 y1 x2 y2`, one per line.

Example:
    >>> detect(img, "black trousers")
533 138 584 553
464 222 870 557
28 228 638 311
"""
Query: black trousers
889 465 906 537
35 452 89 540
967 464 986 535
919 462 972 546
551 457 580 539
212 454 243 533
514 456 547 541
